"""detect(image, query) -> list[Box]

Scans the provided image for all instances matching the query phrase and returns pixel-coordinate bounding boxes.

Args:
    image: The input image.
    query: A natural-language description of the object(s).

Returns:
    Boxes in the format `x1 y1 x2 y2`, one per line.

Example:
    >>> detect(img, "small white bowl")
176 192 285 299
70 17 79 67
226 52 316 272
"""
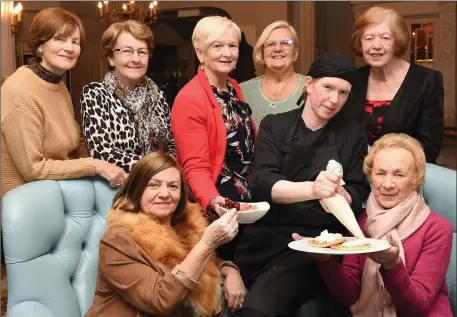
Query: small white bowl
219 202 270 224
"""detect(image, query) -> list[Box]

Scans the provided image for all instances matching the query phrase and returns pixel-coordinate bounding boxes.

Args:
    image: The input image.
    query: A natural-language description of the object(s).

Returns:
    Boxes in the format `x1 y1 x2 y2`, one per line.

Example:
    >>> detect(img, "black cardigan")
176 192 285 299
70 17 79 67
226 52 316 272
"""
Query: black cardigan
344 64 444 163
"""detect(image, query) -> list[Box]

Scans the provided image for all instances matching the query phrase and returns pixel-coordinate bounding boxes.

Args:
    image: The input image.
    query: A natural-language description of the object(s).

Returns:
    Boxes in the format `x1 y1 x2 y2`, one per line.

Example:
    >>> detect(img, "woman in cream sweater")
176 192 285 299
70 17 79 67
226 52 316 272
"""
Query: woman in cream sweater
1 8 125 196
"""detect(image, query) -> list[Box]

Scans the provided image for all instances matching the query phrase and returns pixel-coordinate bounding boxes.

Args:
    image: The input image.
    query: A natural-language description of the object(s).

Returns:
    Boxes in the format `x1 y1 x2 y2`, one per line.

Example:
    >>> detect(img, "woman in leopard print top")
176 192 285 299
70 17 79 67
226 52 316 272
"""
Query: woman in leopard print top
81 20 175 173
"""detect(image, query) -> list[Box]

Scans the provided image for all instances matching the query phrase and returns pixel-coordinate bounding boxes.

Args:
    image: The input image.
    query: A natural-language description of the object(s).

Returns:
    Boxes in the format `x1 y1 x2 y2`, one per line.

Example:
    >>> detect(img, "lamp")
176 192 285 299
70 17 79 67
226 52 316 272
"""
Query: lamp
97 1 159 26
11 2 23 34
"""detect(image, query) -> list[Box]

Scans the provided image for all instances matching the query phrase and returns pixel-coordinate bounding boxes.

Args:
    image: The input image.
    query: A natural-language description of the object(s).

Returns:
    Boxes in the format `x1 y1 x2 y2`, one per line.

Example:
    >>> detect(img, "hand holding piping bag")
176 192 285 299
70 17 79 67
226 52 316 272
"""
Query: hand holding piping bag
320 160 365 239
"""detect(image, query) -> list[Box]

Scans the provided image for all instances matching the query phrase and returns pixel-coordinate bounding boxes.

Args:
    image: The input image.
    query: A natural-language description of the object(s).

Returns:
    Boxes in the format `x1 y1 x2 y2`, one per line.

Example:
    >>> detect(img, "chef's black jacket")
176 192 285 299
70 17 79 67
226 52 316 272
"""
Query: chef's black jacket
234 107 371 308
249 107 370 232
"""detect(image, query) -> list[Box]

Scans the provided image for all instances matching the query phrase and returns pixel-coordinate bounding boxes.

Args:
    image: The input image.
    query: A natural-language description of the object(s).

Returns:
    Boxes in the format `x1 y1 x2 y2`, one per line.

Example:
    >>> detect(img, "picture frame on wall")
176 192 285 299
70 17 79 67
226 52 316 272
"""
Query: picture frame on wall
20 53 71 93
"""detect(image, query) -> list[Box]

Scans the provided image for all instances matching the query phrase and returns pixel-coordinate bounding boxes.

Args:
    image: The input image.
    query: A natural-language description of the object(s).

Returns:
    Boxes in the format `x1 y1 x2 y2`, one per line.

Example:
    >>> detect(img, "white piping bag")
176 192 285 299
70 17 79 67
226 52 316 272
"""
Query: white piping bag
322 160 365 239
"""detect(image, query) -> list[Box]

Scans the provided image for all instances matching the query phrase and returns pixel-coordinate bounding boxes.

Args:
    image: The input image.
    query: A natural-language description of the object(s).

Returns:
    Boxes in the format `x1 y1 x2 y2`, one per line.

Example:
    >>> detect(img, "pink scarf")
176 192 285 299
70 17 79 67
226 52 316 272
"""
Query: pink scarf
350 191 430 317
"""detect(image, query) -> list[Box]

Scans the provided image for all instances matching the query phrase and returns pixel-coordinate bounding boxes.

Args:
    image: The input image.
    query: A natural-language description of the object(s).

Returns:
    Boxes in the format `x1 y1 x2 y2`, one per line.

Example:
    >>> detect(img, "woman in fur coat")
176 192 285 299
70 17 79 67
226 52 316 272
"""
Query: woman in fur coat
85 152 245 317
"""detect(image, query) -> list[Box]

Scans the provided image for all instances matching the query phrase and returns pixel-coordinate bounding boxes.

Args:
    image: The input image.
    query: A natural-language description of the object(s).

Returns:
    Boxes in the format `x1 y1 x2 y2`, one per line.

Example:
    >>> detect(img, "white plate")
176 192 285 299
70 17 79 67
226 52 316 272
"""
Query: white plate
218 202 270 224
288 237 390 255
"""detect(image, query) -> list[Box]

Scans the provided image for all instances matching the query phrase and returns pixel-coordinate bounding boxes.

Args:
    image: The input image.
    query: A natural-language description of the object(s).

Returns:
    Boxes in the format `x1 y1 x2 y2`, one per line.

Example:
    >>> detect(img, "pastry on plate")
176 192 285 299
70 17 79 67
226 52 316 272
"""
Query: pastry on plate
330 238 371 251
308 230 347 248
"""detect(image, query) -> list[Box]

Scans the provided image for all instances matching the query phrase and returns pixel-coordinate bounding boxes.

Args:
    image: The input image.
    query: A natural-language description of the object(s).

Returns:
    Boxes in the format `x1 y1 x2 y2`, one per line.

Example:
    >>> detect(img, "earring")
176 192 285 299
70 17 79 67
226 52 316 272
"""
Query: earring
200 64 204 70
37 46 43 57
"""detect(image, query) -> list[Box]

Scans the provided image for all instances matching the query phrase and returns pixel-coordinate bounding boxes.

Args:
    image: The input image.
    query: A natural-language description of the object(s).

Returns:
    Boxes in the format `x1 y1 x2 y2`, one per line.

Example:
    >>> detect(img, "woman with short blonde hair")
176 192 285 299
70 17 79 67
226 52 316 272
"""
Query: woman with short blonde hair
172 17 253 310
81 20 175 174
240 20 304 128
345 6 444 163
252 20 299 71
192 15 241 51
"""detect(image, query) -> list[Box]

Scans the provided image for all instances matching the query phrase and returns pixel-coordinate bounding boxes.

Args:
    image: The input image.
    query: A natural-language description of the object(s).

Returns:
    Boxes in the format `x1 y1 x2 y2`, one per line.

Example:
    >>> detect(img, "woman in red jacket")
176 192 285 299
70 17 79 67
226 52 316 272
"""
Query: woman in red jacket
294 133 453 317
171 15 254 309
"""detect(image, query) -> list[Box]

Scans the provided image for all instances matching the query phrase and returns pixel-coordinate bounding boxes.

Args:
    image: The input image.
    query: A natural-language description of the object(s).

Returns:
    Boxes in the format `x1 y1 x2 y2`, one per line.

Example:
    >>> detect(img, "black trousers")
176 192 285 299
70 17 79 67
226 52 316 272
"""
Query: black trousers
242 252 329 317
234 224 347 317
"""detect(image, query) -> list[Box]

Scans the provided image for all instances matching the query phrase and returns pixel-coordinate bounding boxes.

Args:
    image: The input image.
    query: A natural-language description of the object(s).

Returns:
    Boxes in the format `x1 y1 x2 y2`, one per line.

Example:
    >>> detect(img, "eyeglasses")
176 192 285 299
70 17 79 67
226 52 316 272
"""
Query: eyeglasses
113 47 150 59
264 39 295 51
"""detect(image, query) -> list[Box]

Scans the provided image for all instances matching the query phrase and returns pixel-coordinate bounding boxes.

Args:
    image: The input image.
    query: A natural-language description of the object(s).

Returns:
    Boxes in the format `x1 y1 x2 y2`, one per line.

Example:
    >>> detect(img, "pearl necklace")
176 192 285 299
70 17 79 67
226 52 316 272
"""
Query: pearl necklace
263 72 295 109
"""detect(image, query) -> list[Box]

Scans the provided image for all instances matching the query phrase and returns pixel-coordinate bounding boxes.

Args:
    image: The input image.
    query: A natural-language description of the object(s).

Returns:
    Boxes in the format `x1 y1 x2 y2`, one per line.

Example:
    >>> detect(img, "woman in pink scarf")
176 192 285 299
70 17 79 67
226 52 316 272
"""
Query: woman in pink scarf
294 133 453 316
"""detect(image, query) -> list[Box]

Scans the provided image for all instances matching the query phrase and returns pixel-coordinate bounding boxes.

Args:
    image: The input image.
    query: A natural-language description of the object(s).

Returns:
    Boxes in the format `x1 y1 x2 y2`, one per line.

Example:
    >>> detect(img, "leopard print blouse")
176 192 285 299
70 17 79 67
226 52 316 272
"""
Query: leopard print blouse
80 73 176 173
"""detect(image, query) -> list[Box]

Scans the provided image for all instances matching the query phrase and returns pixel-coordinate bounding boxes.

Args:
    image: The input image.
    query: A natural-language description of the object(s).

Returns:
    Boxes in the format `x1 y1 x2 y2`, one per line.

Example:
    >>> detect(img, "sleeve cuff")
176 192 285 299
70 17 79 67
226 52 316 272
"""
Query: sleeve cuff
171 265 198 291
252 174 286 202
380 259 407 283
218 260 239 273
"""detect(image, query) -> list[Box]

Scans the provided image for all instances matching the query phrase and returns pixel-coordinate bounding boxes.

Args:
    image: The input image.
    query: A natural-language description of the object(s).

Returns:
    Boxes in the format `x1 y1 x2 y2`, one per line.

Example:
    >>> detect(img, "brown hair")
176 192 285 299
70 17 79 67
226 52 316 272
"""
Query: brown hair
102 20 154 64
350 7 409 58
27 8 85 61
112 152 188 224
363 133 426 189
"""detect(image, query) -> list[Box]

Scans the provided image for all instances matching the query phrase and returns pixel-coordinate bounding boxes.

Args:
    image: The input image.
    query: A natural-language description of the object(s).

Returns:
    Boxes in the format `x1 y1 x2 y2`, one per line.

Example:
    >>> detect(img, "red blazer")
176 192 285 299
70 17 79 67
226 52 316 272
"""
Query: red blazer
171 68 257 211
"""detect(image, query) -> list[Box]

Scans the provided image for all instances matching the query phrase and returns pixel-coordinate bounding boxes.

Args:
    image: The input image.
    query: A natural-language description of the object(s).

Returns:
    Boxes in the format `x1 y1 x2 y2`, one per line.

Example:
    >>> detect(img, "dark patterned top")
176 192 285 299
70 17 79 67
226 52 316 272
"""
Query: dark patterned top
362 99 392 145
27 62 64 84
205 81 255 217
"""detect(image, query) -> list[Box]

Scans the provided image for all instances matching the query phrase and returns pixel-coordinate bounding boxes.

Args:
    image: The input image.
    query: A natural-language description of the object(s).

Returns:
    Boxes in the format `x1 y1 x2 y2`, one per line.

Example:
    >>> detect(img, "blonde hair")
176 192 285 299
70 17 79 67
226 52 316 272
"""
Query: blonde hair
363 133 426 189
101 20 154 67
192 16 241 51
350 6 409 58
253 20 299 71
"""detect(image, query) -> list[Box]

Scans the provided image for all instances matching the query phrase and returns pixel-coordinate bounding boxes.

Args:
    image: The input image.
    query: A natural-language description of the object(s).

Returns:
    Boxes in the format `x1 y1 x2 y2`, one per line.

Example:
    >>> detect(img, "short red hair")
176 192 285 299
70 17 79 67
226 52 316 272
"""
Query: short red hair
27 8 85 61
350 7 409 58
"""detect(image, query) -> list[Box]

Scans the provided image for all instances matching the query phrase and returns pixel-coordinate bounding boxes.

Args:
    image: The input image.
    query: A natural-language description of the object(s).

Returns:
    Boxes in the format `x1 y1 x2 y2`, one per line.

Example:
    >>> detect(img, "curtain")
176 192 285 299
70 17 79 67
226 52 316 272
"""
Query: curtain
1 1 16 81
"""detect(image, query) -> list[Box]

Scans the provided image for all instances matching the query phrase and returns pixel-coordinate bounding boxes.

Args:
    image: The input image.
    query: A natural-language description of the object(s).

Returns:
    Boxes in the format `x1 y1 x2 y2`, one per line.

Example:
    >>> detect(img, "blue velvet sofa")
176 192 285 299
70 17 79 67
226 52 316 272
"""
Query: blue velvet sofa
2 164 456 317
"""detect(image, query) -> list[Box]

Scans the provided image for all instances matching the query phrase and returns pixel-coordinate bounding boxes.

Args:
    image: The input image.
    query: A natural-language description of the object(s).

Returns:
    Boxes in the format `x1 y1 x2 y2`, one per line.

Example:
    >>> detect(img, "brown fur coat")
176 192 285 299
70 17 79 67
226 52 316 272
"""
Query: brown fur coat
107 202 222 317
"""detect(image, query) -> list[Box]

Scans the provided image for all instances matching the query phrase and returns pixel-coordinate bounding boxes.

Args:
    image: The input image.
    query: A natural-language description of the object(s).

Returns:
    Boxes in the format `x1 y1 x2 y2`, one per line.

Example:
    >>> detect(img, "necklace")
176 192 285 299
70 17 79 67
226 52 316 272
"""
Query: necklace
263 72 295 109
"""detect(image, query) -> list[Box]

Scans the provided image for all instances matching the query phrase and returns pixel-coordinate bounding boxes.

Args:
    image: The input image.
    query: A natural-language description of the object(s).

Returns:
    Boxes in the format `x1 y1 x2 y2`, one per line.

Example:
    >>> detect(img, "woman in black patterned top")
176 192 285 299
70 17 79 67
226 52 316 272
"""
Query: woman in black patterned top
172 16 253 310
211 81 255 206
81 20 175 173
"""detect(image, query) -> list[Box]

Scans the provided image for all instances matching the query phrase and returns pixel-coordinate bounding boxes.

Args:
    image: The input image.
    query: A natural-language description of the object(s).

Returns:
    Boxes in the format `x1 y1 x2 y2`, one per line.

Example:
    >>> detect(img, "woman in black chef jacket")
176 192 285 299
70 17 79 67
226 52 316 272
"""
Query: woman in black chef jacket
234 53 371 317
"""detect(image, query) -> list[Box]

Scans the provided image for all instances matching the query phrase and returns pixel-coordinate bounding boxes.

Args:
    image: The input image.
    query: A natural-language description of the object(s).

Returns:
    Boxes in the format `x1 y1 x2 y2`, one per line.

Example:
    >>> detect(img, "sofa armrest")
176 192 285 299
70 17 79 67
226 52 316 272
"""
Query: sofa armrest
8 301 56 317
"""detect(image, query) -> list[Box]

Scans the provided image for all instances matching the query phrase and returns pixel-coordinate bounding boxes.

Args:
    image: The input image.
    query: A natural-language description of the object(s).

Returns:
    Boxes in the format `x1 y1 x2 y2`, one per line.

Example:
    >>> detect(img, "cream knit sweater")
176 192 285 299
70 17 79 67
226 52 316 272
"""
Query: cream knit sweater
1 66 96 196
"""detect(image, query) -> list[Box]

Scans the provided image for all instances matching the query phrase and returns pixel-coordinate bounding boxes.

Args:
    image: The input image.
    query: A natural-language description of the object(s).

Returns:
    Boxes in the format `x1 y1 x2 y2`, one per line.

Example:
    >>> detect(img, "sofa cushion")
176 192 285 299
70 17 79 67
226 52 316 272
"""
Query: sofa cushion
2 177 118 317
423 163 456 315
